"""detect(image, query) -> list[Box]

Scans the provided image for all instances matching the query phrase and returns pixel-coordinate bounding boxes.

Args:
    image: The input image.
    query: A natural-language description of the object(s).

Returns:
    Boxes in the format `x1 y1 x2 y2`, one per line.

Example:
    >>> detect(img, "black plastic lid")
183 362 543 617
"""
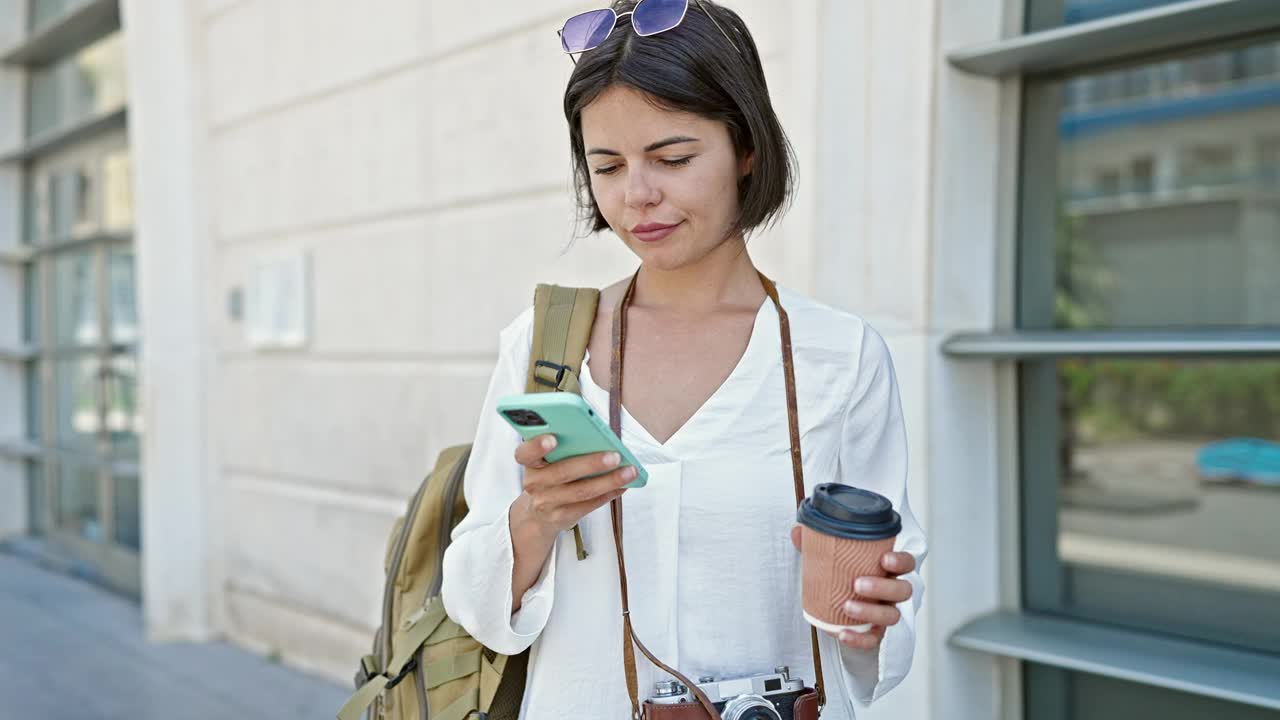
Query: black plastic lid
796 483 901 541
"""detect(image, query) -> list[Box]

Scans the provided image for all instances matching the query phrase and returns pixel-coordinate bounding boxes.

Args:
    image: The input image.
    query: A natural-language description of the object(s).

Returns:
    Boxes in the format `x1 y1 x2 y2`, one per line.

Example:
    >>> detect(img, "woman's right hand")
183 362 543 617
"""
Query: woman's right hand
510 434 636 536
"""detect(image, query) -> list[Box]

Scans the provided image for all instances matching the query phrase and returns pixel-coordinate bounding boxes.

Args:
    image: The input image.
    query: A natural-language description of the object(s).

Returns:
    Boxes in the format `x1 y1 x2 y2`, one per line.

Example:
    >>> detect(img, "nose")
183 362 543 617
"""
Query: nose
623 165 661 209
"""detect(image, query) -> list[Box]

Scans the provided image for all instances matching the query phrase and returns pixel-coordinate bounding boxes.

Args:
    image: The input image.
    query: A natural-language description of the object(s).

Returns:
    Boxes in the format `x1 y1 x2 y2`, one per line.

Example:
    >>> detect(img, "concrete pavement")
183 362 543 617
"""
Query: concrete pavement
0 551 349 720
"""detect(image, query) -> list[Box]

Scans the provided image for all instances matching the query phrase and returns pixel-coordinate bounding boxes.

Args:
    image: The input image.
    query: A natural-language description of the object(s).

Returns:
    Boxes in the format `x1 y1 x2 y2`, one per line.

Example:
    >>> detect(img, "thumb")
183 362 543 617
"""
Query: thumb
790 525 802 552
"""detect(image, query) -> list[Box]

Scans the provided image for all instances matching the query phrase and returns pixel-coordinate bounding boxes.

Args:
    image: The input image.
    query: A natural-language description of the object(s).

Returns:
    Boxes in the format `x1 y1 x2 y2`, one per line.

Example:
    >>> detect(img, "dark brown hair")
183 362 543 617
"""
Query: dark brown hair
563 0 797 242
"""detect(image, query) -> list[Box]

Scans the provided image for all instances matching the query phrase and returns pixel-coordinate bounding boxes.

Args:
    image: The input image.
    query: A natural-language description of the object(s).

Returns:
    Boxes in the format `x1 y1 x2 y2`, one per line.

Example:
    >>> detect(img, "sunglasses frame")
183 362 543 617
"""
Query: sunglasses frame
558 0 741 64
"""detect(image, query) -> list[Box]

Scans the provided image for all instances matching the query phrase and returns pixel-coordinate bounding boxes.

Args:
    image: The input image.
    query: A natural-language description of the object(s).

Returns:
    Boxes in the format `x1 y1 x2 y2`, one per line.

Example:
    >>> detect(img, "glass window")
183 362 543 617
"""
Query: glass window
1027 37 1280 330
56 456 101 542
30 0 89 33
1036 358 1280 651
1026 0 1193 32
47 169 79 241
111 466 140 551
106 352 140 457
27 461 46 537
1025 663 1280 720
26 32 126 139
27 64 61 139
1020 31 1280 718
25 361 43 443
22 175 38 246
22 264 40 345
54 355 100 456
101 149 133 232
107 246 136 344
53 250 99 347
32 150 122 243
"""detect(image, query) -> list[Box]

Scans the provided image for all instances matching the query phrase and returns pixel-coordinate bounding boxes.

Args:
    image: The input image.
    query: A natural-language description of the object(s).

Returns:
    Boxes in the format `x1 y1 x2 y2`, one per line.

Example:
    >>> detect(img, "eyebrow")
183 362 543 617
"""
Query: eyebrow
586 136 702 156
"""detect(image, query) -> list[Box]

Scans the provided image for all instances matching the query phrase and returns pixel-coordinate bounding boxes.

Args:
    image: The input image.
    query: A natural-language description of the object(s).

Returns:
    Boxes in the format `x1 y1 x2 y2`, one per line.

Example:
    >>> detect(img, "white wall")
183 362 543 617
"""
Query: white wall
120 0 216 641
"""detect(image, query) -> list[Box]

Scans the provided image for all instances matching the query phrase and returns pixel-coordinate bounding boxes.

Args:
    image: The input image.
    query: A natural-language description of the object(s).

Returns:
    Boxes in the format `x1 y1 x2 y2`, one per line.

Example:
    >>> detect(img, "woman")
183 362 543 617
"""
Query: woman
441 1 926 717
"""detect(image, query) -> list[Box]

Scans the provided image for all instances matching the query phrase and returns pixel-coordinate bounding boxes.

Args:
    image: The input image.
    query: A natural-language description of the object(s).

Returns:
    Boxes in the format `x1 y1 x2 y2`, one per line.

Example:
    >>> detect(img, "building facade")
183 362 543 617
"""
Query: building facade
0 1 1277 718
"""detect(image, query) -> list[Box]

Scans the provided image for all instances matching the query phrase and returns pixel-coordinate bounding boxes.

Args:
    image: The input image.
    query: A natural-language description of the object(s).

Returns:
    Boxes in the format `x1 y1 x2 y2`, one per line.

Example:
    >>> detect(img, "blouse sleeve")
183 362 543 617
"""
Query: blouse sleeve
830 323 928 706
440 307 561 655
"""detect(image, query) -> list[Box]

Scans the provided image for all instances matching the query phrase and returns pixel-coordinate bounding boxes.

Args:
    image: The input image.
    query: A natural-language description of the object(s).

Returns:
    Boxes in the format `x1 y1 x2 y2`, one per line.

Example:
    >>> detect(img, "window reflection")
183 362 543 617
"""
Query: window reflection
108 247 138 344
30 0 90 32
1052 38 1280 329
1057 359 1280 597
112 468 140 551
26 32 126 139
102 150 133 232
57 458 101 542
55 357 100 455
53 251 99 346
1029 0 1194 30
107 353 142 454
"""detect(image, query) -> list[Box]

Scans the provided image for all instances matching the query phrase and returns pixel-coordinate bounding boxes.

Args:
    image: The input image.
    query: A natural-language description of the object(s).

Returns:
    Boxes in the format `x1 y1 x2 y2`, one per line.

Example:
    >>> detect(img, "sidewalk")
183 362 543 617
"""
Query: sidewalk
0 551 348 720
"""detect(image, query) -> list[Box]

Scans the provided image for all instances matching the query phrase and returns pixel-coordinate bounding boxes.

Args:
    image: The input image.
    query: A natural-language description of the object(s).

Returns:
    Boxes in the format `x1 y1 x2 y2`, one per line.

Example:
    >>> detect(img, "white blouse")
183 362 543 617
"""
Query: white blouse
441 286 927 719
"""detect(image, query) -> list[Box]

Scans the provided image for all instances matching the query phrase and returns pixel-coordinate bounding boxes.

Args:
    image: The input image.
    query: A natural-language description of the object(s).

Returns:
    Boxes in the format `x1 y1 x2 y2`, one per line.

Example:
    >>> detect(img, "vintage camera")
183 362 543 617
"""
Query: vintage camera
646 666 809 720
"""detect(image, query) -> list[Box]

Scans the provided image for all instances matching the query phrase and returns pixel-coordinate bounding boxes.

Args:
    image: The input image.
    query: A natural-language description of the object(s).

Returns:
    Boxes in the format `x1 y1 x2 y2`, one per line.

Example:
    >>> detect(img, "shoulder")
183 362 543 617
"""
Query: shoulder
775 286 893 370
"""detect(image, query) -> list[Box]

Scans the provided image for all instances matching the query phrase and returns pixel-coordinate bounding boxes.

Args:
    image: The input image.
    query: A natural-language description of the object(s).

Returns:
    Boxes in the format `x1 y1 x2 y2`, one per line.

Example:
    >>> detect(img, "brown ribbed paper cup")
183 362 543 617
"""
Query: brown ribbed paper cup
797 484 901 634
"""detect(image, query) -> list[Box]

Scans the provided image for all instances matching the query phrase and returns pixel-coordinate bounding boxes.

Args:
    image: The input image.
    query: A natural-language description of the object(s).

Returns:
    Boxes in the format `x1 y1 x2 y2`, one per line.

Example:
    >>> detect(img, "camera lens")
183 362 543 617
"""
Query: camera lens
503 410 546 427
722 696 781 720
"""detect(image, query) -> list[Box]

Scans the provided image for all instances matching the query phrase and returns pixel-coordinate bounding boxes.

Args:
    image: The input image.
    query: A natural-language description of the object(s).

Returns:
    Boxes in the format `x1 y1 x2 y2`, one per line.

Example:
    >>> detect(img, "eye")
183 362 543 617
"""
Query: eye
661 156 694 168
593 165 620 176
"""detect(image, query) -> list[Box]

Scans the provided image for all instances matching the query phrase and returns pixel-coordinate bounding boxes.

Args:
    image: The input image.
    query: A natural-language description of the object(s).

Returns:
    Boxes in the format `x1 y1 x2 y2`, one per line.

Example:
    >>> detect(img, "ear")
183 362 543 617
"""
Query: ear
739 150 755 178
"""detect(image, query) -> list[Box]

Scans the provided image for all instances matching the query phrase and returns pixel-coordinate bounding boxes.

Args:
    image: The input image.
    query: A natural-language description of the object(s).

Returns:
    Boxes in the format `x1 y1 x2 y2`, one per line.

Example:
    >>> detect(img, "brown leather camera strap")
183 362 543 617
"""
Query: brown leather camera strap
608 270 827 719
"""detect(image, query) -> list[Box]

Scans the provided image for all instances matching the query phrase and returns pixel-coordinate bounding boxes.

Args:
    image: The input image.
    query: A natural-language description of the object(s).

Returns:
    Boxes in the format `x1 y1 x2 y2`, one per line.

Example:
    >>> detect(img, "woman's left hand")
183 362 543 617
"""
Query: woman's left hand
789 526 916 651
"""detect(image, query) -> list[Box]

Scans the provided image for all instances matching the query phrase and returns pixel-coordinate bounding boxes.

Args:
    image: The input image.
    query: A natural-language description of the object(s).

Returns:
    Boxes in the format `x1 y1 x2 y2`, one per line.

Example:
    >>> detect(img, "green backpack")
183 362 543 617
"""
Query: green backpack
338 285 599 720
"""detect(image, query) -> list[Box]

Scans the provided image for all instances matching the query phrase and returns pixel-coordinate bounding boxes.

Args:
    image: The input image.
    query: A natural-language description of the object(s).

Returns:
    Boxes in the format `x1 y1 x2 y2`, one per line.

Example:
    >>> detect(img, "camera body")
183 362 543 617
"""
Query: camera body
646 666 810 720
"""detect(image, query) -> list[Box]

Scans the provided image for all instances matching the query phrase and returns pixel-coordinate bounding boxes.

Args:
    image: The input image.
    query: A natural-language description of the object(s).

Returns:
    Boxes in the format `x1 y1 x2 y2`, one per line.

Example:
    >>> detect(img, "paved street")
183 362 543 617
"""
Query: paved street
0 551 348 720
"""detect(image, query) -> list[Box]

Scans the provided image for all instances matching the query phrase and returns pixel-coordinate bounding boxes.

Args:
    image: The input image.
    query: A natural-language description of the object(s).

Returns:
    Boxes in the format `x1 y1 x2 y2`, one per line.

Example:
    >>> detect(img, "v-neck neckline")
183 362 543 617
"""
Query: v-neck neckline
580 295 777 457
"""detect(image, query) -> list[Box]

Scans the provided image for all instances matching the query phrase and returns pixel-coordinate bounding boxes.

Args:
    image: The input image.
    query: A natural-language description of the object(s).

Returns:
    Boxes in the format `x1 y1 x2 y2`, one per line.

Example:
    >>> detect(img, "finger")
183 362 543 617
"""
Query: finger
789 525 802 552
837 627 883 651
843 600 901 628
549 450 624 485
544 465 638 508
854 576 914 604
514 435 557 469
882 551 916 575
549 483 629 526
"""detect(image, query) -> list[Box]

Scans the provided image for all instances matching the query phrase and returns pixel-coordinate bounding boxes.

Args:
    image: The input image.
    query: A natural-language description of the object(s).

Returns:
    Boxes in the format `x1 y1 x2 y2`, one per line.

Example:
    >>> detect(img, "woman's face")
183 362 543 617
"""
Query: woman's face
580 84 751 271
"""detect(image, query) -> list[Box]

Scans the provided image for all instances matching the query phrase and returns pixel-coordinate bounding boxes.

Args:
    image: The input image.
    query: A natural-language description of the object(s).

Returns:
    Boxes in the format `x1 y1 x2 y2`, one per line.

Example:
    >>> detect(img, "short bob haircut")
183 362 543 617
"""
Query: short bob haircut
563 0 797 242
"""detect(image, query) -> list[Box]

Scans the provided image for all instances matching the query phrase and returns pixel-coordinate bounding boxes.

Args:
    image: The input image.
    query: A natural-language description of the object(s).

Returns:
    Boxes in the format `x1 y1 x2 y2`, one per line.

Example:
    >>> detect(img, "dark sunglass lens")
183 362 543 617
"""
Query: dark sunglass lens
632 0 688 35
560 9 616 53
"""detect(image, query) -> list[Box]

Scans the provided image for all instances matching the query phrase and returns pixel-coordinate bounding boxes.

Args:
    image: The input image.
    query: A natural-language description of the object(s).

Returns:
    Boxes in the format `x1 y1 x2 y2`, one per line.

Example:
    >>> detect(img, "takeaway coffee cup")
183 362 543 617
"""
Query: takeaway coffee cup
796 483 902 634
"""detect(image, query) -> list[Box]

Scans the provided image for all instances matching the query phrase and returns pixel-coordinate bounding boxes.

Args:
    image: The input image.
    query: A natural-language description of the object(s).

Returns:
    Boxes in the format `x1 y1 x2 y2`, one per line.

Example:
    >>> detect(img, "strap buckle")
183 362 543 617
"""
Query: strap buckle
382 657 419 690
533 360 570 389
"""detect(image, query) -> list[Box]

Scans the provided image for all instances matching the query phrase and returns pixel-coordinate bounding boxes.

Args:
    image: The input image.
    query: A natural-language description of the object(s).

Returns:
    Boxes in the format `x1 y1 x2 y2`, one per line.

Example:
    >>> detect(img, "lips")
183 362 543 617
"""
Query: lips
631 221 683 243
632 222 680 233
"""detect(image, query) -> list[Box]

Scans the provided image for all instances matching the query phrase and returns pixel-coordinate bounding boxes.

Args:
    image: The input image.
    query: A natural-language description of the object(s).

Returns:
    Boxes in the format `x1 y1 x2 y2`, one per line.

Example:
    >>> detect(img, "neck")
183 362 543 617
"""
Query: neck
631 235 765 313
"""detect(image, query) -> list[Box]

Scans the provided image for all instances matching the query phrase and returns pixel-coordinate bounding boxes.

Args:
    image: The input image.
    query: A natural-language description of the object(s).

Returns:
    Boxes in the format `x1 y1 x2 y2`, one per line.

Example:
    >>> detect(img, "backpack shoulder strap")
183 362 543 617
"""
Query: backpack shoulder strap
527 284 600 394
526 284 600 561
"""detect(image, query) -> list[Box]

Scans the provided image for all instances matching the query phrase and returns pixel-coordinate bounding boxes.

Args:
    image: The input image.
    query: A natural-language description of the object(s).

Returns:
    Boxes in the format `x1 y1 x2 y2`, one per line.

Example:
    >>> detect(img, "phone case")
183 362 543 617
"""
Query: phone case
496 392 648 488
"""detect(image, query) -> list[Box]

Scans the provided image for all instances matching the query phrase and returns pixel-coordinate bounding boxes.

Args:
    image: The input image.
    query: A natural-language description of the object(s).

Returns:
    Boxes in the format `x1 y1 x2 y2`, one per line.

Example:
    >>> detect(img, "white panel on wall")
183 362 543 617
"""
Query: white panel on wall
246 251 310 349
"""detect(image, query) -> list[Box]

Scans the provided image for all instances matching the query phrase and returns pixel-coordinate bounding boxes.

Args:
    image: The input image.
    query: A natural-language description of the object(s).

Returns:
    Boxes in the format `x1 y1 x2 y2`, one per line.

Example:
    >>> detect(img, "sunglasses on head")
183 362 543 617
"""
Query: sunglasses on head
558 0 741 64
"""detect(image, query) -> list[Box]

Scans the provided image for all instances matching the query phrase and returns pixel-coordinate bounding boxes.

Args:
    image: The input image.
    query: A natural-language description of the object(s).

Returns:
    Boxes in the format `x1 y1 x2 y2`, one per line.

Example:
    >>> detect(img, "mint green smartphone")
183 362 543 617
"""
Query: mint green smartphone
496 392 648 489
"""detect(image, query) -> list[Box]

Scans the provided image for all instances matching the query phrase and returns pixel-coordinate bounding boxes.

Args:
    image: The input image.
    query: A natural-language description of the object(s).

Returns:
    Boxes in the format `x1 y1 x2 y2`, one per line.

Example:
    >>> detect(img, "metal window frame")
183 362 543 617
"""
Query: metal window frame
0 0 120 67
943 1 1280 714
953 611 1280 711
0 105 127 165
947 0 1280 77
943 330 1280 358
